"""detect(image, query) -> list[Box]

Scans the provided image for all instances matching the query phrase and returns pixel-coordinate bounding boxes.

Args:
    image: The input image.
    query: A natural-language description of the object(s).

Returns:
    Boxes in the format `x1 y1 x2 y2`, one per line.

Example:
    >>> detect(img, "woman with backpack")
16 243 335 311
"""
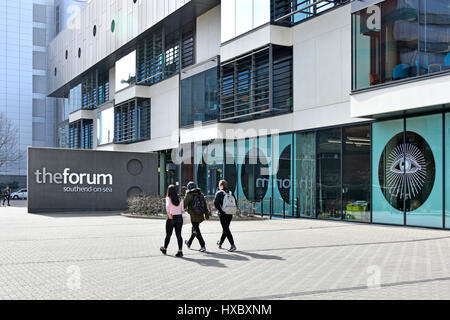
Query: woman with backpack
214 180 237 252
160 185 184 257
184 182 210 252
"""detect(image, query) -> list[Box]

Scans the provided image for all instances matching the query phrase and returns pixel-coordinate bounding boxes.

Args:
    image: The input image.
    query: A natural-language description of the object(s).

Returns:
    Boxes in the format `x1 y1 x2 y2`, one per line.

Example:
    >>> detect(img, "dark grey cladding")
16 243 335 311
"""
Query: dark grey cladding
27 148 158 213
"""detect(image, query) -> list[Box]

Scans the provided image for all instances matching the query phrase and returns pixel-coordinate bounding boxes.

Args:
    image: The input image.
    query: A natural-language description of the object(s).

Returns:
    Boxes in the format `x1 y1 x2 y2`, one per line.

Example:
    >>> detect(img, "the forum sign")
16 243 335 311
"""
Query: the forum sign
28 148 158 213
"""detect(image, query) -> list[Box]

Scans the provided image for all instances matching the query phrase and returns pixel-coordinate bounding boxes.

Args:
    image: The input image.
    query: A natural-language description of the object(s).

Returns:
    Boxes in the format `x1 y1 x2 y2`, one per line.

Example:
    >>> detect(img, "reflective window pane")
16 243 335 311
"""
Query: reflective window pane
343 125 371 222
373 119 405 225
221 0 236 42
316 128 342 219
446 113 450 229
236 0 253 36
406 114 443 228
253 0 270 28
115 51 136 92
294 131 316 218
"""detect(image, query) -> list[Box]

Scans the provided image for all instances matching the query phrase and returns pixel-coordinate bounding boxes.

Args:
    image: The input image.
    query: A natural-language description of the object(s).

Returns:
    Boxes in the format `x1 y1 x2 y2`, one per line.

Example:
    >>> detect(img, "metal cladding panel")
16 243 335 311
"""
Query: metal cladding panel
47 0 192 96
28 147 158 213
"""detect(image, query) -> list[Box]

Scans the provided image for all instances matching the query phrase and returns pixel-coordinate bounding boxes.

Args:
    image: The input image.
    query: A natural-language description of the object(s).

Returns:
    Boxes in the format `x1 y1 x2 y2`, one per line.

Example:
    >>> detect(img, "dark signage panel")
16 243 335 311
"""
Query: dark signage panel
28 148 158 213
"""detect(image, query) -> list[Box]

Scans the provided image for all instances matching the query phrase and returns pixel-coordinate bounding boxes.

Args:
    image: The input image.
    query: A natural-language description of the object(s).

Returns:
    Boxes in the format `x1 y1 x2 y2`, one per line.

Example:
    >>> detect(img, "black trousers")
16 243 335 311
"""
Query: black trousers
187 221 206 248
164 215 183 251
3 196 10 206
219 213 234 246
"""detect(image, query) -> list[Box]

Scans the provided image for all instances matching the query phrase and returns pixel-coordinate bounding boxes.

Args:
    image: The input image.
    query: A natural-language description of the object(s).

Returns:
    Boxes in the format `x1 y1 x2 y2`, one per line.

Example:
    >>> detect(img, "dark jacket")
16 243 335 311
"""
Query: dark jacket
184 188 211 223
214 189 237 215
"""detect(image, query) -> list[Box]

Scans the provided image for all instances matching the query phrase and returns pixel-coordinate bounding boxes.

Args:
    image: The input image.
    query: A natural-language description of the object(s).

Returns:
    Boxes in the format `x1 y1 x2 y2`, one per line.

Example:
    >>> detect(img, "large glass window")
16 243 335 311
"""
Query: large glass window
294 131 316 218
352 0 450 90
220 45 293 122
343 125 371 222
69 83 82 113
406 114 443 228
446 113 450 229
316 128 342 219
373 119 405 225
97 108 114 146
116 51 136 92
180 67 219 127
221 0 271 43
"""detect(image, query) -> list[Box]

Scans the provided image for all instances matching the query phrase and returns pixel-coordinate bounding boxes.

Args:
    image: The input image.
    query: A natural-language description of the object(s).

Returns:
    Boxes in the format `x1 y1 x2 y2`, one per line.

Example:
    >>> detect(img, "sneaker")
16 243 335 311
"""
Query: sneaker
185 240 191 249
200 247 206 253
217 241 222 249
176 251 183 257
229 245 237 252
160 247 167 255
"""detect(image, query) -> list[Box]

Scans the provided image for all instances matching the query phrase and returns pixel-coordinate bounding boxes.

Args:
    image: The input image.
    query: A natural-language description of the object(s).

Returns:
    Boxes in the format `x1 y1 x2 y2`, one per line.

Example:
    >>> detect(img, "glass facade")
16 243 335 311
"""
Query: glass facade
180 67 220 127
174 115 450 228
69 83 82 113
316 128 342 219
446 113 450 229
343 125 371 222
180 123 372 219
373 119 405 225
221 0 270 43
294 132 316 217
352 0 450 90
97 108 114 146
373 113 447 228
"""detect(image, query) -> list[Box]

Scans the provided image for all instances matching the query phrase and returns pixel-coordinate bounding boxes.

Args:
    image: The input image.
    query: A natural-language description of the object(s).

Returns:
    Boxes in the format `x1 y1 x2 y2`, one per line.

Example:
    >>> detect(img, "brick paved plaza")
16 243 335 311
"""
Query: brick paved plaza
0 201 449 300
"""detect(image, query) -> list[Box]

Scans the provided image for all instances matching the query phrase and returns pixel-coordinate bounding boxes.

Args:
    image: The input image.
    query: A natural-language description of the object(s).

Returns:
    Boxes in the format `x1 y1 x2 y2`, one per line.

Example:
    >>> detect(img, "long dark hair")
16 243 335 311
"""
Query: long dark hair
166 185 180 206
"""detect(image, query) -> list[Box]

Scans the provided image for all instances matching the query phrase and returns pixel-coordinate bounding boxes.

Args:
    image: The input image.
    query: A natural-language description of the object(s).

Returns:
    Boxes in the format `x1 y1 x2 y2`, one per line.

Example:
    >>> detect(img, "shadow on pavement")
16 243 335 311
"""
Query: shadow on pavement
232 251 285 261
175 256 228 268
205 251 250 261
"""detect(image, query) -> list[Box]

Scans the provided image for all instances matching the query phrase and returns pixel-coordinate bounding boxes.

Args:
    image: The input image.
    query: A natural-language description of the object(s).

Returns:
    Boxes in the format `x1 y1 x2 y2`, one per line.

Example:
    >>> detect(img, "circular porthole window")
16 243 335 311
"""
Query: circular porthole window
78 48 81 58
93 25 97 37
111 20 116 33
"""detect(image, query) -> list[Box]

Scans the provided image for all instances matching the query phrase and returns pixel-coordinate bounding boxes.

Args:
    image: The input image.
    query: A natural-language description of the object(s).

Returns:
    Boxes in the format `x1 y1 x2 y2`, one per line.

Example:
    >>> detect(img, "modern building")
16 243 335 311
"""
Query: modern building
46 0 450 229
0 0 89 186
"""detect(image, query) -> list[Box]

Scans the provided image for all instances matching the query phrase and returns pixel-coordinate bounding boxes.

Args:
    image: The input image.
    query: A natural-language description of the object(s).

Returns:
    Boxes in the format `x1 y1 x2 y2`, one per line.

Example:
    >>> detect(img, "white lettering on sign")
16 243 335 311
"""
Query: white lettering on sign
34 168 113 186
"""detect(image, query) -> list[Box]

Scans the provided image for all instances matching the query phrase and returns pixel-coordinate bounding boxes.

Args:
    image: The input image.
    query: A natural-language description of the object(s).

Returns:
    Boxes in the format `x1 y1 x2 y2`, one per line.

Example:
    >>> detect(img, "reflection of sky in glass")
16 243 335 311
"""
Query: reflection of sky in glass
253 0 270 28
97 108 114 145
221 0 270 43
115 51 136 92
236 0 253 35
221 0 236 42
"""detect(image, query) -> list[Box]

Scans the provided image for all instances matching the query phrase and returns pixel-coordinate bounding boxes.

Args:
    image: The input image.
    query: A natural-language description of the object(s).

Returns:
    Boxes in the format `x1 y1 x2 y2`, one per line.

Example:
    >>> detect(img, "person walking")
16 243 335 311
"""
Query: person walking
160 185 184 257
2 186 11 207
184 182 210 252
214 180 237 252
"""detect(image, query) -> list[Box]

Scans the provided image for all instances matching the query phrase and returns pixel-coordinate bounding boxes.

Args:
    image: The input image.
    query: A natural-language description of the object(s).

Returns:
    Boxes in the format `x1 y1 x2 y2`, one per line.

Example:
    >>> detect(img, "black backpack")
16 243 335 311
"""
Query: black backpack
191 193 206 216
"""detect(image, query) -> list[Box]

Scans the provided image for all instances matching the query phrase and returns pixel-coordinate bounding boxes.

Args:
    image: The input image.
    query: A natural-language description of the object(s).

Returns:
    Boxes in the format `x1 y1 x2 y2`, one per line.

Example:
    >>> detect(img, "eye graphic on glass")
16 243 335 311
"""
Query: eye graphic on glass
386 143 427 199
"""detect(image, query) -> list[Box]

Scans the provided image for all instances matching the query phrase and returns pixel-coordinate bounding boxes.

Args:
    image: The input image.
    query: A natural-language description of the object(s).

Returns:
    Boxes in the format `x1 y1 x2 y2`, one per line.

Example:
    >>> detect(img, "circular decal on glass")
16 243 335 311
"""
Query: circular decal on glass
277 146 291 204
379 132 435 211
241 148 269 202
